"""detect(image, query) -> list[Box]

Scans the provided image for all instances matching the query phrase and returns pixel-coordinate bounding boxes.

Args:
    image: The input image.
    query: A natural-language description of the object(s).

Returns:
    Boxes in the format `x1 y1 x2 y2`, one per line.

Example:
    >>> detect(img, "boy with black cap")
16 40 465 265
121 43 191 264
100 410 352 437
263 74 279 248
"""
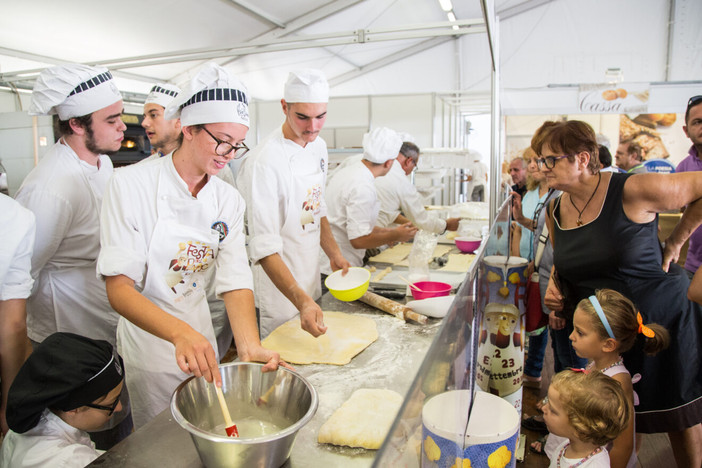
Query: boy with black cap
0 332 124 467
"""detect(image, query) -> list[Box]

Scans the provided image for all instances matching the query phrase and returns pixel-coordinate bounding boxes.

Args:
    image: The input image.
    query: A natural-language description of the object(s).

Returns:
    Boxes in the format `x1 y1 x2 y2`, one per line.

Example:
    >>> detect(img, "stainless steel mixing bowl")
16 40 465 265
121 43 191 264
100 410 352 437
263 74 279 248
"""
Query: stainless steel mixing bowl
171 362 318 468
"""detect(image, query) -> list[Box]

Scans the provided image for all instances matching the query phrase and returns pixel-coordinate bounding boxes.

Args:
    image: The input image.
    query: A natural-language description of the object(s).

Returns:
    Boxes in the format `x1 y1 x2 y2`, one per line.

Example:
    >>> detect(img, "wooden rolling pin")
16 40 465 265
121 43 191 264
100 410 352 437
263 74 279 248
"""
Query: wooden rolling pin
359 291 428 324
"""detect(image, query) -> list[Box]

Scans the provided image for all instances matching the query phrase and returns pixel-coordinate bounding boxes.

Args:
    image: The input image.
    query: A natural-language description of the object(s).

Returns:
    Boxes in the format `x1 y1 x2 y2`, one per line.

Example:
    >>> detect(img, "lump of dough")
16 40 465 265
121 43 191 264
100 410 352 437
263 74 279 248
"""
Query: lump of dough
318 388 403 449
262 311 378 365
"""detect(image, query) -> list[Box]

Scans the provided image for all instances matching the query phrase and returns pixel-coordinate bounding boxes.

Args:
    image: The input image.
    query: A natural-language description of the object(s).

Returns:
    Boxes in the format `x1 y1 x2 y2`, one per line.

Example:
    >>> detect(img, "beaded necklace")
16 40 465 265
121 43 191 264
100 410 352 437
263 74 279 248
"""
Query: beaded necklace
556 442 603 468
597 357 623 375
588 356 623 375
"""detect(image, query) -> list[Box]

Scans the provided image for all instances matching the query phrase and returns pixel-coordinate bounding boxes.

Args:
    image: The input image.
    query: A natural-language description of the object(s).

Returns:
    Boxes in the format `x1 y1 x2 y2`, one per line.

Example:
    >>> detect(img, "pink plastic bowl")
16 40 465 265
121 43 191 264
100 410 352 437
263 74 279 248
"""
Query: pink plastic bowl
410 281 452 300
455 237 481 253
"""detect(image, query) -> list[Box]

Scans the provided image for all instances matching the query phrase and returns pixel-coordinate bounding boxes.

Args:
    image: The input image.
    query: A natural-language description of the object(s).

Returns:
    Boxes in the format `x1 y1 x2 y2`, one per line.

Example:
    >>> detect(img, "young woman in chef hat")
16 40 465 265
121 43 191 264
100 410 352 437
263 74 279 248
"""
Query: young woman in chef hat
97 62 289 430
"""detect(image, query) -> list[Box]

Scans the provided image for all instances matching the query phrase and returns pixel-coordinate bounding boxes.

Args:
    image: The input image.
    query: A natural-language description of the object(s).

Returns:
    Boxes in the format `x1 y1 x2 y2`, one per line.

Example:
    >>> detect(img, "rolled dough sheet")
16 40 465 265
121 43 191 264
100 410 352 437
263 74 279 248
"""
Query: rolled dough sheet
368 243 413 264
261 311 378 365
318 388 403 449
439 253 476 272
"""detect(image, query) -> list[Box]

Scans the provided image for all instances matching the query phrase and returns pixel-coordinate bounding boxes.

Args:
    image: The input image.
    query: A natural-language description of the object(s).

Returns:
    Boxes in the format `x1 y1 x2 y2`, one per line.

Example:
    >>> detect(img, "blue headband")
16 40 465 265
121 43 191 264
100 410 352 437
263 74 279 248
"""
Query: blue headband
589 295 615 339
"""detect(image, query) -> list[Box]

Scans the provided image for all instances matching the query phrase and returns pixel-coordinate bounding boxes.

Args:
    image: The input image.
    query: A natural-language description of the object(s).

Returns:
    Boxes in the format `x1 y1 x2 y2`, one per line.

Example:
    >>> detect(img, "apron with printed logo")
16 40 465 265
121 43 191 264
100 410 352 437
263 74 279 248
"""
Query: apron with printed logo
256 152 325 337
119 171 220 429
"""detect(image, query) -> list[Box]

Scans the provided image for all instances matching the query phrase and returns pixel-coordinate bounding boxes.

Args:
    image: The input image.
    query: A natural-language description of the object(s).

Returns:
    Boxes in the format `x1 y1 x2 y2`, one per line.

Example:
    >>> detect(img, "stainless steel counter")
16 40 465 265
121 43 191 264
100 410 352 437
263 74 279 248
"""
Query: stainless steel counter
89 292 443 468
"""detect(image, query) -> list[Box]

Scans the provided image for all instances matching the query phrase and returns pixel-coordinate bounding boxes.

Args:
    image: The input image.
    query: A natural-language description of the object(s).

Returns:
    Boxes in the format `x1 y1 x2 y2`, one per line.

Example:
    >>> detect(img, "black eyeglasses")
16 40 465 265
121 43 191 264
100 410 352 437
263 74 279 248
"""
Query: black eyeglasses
688 95 702 112
536 154 571 170
202 126 249 159
86 392 121 415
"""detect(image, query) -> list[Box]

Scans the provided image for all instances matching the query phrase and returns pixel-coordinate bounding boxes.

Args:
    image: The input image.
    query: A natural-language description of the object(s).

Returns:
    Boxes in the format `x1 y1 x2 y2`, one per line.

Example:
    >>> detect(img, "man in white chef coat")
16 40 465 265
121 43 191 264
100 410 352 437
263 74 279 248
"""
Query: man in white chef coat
14 64 131 447
375 141 460 234
0 194 35 435
140 82 182 159
322 127 418 272
236 69 350 339
139 83 237 185
15 64 124 348
140 83 234 356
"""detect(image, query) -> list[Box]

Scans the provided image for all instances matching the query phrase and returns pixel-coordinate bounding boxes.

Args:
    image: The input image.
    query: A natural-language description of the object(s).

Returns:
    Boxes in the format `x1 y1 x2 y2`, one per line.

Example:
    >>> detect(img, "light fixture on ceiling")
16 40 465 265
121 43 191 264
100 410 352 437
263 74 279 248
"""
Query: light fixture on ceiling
438 0 453 12
447 11 459 30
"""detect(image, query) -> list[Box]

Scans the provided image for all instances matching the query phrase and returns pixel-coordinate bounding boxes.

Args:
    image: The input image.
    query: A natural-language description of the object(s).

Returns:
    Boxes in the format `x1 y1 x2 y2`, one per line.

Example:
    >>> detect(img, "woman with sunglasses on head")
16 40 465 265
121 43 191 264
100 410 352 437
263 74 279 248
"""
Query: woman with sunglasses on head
1 333 124 468
97 63 288 430
536 119 702 468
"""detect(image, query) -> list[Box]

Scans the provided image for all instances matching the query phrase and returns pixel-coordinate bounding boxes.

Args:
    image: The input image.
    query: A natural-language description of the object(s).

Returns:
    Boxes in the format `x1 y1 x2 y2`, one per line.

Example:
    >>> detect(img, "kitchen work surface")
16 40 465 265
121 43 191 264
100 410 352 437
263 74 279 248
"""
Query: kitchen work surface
89 293 442 468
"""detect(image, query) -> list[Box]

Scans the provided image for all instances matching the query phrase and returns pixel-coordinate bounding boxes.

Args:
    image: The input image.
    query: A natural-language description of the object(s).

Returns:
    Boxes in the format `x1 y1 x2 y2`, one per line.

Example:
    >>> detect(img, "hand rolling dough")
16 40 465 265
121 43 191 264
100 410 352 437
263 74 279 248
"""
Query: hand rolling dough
318 388 403 449
261 311 378 365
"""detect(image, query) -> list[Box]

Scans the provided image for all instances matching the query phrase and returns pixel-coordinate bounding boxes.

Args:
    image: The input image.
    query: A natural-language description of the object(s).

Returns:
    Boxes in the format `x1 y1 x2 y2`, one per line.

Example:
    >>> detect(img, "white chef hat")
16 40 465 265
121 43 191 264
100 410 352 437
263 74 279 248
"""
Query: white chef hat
283 69 329 103
362 127 403 164
164 62 249 128
144 83 181 110
29 64 122 120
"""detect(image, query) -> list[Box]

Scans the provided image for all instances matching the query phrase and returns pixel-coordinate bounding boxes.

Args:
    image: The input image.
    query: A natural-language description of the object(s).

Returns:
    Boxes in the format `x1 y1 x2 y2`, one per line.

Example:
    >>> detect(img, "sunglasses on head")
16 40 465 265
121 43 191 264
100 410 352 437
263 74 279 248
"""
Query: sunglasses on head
688 95 702 113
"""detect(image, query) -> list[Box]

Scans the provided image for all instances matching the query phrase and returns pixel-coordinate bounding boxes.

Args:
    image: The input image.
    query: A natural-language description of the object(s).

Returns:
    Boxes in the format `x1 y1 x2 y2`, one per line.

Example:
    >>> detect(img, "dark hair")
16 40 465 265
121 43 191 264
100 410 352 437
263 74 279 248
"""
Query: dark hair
533 120 600 174
598 145 612 168
626 142 644 162
177 124 205 146
686 95 702 124
54 114 93 138
399 142 419 164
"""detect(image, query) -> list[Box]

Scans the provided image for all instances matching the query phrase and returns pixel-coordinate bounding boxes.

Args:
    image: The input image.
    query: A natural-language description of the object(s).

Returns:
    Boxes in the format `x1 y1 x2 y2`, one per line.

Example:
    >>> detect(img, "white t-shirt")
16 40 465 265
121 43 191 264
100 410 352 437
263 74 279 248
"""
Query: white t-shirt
0 410 103 468
322 160 378 272
0 194 35 300
375 160 446 233
549 440 610 468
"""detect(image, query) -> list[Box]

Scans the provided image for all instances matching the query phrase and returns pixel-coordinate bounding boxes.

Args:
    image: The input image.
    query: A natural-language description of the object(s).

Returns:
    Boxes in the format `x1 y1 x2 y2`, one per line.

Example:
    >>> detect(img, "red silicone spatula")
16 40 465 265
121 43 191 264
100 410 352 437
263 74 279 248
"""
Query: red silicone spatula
214 385 239 437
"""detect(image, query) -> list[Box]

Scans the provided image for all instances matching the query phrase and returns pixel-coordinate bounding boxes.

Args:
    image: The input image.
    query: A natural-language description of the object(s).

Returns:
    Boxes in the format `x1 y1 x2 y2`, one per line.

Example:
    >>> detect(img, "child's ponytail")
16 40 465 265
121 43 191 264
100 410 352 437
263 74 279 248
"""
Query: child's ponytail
637 314 669 355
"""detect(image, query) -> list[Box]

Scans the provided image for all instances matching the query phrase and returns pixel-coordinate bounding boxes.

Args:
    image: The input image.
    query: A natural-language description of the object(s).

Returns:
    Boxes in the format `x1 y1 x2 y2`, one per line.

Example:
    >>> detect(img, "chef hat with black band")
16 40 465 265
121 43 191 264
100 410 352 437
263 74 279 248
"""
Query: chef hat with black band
144 82 181 110
164 62 249 128
6 332 124 434
29 64 122 120
283 69 329 103
362 127 403 164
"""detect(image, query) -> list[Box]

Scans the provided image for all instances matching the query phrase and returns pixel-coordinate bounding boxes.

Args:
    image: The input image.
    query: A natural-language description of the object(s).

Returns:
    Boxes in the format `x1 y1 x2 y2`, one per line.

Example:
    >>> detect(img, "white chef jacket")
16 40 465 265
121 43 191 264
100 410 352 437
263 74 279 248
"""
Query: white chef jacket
0 409 104 468
468 160 488 194
236 127 329 335
326 153 362 187
97 155 251 428
139 152 235 356
375 160 447 234
0 195 35 300
321 160 379 273
14 140 119 345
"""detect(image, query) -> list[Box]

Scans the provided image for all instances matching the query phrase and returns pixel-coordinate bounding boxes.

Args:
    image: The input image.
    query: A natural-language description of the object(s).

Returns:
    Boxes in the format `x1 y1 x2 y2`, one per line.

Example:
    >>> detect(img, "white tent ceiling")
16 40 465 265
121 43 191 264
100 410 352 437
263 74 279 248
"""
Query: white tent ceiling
0 0 700 104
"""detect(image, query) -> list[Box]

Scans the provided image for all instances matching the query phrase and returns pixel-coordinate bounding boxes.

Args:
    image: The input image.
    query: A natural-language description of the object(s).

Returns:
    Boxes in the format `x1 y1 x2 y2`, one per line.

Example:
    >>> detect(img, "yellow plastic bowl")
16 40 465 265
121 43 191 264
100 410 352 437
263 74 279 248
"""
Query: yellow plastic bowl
325 267 371 302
